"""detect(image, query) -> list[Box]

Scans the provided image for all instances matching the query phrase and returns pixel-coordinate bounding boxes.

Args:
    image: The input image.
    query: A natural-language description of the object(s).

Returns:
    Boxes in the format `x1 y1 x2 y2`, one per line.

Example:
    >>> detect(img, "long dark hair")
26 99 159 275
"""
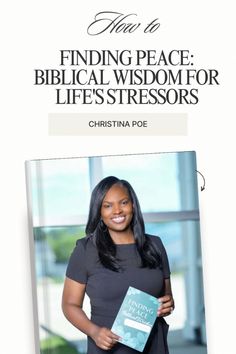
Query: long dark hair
85 176 162 271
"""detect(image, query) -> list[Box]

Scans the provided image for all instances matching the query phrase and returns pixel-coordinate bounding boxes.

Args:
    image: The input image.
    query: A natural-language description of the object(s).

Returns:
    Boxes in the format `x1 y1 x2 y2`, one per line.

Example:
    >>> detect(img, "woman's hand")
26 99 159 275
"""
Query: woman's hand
91 326 120 351
157 294 175 317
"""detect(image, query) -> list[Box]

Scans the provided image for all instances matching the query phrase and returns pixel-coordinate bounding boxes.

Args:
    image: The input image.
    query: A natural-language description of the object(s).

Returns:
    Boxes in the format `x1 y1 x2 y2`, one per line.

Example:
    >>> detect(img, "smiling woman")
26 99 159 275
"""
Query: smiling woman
100 183 134 242
62 176 174 354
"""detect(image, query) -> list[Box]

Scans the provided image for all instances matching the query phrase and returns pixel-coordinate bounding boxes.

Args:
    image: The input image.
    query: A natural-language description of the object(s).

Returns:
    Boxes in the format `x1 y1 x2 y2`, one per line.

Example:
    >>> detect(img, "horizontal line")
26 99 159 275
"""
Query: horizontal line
144 210 199 222
124 318 151 333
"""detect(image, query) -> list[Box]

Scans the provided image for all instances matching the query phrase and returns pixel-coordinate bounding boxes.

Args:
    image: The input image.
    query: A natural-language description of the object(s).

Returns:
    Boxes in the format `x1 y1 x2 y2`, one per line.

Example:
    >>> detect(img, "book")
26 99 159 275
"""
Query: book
111 286 159 352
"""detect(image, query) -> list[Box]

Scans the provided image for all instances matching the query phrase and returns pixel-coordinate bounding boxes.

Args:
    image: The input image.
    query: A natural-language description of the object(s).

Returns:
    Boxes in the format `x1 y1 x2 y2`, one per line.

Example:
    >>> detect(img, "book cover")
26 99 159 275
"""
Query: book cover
112 286 159 352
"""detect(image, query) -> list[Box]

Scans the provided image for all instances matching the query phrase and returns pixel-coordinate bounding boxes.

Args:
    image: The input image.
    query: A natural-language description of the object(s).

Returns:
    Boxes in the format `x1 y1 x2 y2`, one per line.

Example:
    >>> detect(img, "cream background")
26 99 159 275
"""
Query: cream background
1 1 235 354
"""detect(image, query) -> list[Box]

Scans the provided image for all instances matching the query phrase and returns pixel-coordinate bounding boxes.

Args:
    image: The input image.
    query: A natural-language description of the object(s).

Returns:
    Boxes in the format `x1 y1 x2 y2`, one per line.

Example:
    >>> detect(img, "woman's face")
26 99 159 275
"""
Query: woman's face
101 183 133 234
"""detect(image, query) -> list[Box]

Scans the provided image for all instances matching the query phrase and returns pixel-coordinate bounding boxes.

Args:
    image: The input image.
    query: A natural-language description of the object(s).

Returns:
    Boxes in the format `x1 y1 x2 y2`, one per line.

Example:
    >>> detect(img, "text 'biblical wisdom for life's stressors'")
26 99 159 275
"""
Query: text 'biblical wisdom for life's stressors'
34 49 219 105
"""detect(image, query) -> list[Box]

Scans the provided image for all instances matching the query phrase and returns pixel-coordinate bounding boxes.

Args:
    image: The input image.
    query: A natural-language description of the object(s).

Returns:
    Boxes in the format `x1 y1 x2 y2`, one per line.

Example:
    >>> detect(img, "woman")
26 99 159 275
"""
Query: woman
62 176 174 353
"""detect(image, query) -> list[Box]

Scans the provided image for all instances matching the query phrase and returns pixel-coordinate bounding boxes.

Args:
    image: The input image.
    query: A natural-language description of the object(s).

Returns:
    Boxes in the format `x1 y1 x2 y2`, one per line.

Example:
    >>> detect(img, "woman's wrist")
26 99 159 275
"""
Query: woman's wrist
87 322 100 340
